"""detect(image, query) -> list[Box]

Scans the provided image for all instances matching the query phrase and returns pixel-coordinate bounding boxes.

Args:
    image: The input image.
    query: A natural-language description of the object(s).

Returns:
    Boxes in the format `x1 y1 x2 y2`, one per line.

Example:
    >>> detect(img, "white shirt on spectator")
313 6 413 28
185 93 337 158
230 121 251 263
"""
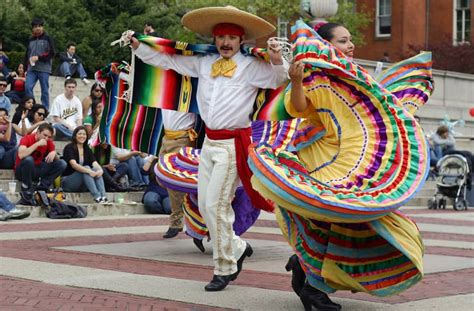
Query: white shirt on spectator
110 146 132 165
50 94 83 128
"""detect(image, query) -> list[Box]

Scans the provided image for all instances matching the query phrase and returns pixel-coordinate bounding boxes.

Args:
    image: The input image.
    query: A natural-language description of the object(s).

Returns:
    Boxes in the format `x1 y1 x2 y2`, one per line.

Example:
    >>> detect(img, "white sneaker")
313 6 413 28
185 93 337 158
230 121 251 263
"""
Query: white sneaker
8 208 30 220
99 197 110 204
82 78 90 85
0 209 12 221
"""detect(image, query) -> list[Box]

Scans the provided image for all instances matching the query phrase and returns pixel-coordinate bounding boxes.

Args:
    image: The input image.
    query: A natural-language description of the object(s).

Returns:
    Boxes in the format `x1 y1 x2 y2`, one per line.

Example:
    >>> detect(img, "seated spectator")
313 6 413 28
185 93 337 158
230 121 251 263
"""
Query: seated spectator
0 50 10 77
15 123 67 206
84 98 102 144
144 22 158 36
50 78 83 139
0 108 17 169
59 43 90 85
110 146 148 189
142 156 170 214
82 82 104 118
0 76 11 113
61 126 108 203
5 63 26 104
11 96 35 141
0 192 30 221
15 103 48 144
93 143 128 192
431 125 456 160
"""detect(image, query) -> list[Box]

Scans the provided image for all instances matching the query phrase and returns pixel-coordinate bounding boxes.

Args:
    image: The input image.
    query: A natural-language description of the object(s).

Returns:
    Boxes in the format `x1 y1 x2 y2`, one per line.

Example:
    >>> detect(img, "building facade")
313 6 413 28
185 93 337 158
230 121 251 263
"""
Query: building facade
354 0 473 62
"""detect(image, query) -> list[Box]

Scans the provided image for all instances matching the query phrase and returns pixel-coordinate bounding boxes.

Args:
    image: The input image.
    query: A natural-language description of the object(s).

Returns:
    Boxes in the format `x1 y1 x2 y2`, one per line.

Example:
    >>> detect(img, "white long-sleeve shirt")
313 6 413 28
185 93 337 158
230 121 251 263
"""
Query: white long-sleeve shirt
161 109 196 131
135 44 287 130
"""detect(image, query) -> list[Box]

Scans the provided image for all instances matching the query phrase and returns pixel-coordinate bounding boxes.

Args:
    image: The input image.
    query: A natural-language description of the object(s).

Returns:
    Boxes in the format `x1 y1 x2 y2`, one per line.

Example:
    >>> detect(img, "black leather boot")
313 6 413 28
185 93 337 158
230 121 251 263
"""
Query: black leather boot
204 274 234 291
285 254 306 296
231 242 253 280
193 238 205 253
299 282 341 311
163 227 182 238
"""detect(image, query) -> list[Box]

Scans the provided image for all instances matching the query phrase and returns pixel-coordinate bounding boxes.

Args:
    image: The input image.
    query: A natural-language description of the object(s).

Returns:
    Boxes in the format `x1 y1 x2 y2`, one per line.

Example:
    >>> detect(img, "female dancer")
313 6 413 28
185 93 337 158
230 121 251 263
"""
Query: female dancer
248 21 430 310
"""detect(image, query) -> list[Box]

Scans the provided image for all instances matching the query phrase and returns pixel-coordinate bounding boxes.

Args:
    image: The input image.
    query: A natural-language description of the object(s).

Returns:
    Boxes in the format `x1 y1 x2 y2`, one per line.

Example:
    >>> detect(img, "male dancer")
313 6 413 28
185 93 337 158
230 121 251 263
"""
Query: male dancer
160 109 198 238
130 6 287 291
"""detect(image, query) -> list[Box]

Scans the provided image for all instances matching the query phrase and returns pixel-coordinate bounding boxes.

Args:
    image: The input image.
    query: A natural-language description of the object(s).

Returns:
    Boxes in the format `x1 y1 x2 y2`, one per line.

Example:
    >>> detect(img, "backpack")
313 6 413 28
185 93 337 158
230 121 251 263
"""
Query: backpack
34 190 87 219
47 201 88 219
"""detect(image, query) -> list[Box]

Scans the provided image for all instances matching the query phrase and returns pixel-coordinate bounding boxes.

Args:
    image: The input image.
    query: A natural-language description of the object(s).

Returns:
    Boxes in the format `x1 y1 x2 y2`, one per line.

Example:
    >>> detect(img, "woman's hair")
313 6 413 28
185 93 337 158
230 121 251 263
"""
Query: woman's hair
89 82 105 100
148 158 158 183
71 125 93 156
436 125 449 136
72 125 90 143
16 95 36 112
27 104 48 123
89 98 102 127
314 22 343 41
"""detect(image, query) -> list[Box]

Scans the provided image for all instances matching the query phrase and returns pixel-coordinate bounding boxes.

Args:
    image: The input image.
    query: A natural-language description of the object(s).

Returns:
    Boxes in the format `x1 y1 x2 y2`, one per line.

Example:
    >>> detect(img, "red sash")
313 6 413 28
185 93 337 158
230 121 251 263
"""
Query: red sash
205 127 274 212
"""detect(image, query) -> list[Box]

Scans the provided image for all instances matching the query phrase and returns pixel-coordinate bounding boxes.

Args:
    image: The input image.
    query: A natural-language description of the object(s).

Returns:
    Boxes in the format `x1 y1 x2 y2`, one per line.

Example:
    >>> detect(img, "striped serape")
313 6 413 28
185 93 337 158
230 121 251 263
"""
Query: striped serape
98 67 165 154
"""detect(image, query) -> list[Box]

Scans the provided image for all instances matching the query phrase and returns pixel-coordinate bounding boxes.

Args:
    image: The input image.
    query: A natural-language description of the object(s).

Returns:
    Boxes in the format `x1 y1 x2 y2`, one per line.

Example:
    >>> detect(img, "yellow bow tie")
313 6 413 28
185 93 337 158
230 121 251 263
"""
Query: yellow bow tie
211 58 237 78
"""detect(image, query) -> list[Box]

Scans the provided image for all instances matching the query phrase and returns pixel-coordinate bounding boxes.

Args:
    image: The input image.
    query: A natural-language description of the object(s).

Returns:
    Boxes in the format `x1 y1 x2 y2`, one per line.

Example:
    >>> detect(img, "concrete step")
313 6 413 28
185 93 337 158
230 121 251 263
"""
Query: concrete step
6 191 144 205
32 75 91 106
17 202 147 218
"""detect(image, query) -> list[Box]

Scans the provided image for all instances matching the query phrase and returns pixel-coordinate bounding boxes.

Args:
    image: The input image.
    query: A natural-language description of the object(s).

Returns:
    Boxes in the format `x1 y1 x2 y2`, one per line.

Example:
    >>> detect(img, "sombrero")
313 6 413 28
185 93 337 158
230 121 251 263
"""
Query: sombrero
181 6 276 40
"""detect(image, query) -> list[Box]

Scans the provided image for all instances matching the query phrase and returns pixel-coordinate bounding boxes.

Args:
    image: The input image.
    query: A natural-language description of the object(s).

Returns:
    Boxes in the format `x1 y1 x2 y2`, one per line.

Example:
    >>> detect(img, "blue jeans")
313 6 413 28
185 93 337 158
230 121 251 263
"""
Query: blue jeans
143 191 171 214
62 166 107 200
59 62 87 79
25 70 50 109
0 192 15 212
15 156 67 190
53 124 73 139
126 156 147 186
0 146 17 169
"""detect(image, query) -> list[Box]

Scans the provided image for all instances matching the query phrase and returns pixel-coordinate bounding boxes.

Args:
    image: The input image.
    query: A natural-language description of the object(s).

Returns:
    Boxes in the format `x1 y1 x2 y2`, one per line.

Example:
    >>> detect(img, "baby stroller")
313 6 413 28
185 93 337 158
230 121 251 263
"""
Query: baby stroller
428 151 472 211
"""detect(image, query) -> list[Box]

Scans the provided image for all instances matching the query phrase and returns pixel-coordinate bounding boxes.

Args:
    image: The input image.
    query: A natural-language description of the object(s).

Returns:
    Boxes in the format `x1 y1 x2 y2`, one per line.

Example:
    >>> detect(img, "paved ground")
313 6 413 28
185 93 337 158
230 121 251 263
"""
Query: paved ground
1 206 473 310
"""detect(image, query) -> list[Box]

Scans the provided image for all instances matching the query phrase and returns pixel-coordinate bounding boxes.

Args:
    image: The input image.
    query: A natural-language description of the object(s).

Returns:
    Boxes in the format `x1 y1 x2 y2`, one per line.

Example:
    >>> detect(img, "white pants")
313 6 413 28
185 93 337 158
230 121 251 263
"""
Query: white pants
198 137 247 276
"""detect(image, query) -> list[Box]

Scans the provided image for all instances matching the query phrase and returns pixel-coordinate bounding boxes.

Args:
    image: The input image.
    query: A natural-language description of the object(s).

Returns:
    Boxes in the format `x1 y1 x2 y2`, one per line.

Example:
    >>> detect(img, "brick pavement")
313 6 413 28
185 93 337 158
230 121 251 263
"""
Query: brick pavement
0 209 473 310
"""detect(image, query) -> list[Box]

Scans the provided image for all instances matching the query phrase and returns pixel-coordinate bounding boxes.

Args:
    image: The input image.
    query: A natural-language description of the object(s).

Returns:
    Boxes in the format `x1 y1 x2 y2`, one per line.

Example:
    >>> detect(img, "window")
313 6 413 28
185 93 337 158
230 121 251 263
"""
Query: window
277 17 288 39
376 0 392 37
454 0 471 43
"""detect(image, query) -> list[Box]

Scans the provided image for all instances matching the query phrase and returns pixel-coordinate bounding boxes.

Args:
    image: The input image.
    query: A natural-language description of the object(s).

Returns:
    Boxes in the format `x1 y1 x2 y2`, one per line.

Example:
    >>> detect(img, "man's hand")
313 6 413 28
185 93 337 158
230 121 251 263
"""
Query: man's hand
45 151 56 163
130 37 140 50
267 38 283 65
103 164 116 172
37 138 47 147
30 56 39 63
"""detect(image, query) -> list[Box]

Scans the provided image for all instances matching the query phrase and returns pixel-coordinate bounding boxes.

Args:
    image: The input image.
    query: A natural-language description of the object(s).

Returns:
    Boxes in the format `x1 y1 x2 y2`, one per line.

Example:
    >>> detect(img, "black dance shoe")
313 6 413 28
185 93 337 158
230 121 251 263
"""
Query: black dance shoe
231 242 253 280
163 227 182 238
285 254 306 296
193 238 205 253
299 283 341 311
204 274 234 292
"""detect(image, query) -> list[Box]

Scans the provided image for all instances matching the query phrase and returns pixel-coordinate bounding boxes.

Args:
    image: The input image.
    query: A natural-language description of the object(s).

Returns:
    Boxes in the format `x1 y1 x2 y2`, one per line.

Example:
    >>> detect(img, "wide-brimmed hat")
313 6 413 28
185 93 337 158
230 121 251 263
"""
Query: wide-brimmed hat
181 6 276 40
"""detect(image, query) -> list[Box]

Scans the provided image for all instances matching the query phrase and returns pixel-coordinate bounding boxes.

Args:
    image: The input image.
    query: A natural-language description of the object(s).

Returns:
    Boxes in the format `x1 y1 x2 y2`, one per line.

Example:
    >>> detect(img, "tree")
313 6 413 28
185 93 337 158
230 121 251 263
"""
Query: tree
329 0 371 46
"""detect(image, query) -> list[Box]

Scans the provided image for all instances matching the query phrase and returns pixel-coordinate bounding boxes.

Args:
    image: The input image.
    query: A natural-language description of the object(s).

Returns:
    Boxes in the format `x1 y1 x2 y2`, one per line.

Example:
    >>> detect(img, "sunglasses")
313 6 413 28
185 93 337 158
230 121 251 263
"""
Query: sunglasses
94 89 103 92
0 84 7 87
36 112 46 117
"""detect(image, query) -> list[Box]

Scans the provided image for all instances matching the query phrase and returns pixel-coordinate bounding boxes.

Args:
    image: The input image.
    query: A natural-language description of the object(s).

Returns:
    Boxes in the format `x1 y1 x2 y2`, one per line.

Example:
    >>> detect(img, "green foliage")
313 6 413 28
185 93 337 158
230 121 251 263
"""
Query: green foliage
329 0 371 46
0 0 364 76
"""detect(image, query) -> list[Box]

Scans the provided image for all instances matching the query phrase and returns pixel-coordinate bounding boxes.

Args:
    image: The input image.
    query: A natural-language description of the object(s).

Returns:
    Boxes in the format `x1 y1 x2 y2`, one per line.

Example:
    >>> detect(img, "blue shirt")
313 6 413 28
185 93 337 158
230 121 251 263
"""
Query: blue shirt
0 95 11 113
